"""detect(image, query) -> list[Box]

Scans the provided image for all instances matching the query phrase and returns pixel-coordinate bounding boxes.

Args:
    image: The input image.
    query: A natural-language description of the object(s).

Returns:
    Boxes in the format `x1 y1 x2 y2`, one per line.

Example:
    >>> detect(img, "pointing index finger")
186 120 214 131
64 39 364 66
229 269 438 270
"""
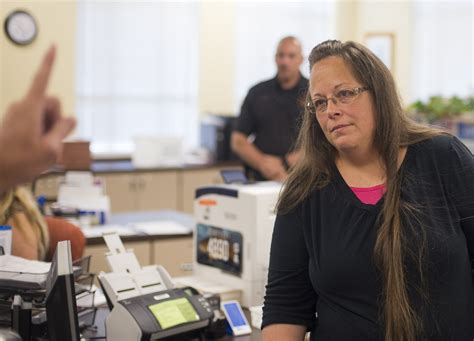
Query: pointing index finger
28 45 56 99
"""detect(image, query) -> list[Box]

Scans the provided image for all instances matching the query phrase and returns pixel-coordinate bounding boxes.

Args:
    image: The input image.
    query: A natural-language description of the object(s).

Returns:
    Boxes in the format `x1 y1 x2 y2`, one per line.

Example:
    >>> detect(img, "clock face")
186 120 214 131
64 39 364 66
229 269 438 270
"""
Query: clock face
4 10 38 45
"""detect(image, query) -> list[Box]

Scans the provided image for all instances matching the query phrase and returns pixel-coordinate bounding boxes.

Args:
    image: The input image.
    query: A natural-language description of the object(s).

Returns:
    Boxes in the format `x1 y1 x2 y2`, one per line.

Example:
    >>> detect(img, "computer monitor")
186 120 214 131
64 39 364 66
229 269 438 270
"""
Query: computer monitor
220 169 250 184
45 240 80 341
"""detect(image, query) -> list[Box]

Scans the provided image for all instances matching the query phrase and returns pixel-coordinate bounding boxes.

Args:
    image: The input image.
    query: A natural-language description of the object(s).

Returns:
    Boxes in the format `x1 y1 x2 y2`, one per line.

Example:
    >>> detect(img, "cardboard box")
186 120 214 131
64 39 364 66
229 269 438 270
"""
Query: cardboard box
59 141 91 170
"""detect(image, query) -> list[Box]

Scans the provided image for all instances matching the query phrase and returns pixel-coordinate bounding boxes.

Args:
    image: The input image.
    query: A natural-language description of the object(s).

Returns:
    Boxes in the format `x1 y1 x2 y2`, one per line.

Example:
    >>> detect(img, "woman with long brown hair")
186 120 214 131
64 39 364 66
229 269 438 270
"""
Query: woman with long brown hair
261 40 473 340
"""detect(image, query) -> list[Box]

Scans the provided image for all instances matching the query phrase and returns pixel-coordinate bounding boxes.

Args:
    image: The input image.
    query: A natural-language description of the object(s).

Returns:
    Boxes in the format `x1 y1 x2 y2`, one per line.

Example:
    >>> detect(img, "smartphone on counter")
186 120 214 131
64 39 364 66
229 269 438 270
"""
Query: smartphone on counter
221 300 252 336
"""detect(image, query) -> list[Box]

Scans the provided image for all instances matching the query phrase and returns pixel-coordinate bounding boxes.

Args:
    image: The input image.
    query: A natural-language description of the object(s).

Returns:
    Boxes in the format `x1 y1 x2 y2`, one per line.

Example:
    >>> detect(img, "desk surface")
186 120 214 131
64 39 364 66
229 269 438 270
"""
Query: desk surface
81 307 261 341
85 210 194 245
42 160 242 175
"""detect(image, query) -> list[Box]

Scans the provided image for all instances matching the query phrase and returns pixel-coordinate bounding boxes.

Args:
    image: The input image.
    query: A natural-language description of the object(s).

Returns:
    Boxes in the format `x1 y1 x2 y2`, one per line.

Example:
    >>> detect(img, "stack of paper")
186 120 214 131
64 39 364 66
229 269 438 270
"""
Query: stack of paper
80 224 137 238
0 255 50 290
132 220 191 236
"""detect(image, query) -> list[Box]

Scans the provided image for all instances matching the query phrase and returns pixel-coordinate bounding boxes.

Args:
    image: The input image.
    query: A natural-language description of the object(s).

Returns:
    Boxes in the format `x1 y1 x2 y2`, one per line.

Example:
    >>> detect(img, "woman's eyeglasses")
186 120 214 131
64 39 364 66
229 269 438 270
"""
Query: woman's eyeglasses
307 86 369 114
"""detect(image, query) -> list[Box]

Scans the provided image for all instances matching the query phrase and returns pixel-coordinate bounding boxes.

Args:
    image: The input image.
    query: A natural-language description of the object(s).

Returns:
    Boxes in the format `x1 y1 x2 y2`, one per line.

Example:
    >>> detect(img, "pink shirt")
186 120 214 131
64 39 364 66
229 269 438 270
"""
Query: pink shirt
350 184 385 205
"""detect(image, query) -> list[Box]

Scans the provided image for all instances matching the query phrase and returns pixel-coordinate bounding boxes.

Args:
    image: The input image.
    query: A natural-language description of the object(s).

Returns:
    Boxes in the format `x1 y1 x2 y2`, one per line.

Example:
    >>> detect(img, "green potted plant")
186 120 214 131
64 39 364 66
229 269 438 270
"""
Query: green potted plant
409 95 473 133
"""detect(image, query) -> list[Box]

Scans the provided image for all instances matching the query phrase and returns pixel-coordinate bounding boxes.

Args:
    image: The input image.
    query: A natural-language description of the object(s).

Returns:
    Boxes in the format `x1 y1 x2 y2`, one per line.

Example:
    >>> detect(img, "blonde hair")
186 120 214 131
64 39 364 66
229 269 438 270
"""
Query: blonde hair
0 187 49 260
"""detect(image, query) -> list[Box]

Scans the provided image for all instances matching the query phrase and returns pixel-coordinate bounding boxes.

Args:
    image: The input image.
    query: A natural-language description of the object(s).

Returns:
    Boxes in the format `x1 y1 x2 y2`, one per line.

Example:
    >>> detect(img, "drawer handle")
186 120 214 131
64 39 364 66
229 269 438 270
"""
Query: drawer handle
179 263 193 271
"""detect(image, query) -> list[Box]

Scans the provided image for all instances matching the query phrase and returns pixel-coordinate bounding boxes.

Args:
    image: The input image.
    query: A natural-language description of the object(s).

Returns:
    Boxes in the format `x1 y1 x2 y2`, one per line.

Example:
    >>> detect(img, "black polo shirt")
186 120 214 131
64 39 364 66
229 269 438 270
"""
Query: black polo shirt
234 74 308 180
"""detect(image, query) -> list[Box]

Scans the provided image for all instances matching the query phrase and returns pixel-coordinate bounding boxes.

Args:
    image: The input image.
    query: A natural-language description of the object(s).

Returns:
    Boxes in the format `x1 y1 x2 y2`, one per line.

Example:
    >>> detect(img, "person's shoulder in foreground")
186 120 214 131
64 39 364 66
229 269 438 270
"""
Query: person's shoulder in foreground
411 133 473 159
415 133 467 148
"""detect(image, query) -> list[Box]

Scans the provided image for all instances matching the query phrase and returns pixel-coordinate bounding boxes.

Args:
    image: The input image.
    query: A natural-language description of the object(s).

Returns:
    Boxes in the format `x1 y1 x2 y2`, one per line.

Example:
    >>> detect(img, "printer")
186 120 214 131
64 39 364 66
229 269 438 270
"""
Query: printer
175 181 281 307
99 233 214 340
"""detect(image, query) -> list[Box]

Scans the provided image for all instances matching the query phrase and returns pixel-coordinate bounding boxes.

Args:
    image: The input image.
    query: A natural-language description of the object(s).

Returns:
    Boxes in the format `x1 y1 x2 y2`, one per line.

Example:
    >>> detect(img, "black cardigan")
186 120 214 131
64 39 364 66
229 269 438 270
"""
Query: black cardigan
262 135 474 340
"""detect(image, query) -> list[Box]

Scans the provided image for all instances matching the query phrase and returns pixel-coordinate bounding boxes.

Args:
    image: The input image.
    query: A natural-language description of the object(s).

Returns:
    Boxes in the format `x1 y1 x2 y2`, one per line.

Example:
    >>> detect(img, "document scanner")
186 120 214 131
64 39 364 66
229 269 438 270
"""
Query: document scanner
98 232 174 307
99 233 214 340
106 287 214 340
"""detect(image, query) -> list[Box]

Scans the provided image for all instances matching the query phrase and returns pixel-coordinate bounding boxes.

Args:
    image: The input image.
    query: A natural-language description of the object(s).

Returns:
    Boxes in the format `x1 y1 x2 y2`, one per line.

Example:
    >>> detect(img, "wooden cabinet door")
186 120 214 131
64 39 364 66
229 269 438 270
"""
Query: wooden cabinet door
85 240 152 279
152 237 193 277
101 173 137 212
84 244 110 276
136 171 179 211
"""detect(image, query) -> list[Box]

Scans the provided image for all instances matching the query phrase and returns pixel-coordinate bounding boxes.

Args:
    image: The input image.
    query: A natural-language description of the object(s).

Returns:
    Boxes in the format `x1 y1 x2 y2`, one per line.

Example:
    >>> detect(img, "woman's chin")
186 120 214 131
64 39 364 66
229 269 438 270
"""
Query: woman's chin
332 138 358 152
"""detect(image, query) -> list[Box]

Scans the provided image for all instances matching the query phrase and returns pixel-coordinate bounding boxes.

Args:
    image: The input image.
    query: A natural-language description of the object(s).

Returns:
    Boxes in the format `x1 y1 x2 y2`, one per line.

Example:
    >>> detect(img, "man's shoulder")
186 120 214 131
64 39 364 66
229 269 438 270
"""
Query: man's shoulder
247 78 277 95
297 75 309 92
299 75 309 85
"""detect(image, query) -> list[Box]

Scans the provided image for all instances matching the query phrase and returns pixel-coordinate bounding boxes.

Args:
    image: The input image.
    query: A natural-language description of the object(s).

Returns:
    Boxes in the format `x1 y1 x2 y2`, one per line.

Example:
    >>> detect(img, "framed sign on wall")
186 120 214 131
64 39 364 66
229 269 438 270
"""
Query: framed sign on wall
364 33 395 72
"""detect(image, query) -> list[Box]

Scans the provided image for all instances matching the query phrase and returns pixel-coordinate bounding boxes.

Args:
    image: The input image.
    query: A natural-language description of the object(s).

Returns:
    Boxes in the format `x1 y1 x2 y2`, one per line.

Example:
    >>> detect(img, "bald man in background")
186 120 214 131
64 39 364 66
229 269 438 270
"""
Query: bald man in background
0 46 76 193
231 36 308 181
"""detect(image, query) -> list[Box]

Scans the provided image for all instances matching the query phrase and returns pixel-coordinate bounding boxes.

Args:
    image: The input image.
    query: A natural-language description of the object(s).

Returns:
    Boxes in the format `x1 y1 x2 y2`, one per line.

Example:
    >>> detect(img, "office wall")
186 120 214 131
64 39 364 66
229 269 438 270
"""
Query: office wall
0 1 235 120
335 0 359 42
0 0 76 120
0 1 415 120
198 1 236 115
354 0 413 105
197 1 363 116
197 0 415 115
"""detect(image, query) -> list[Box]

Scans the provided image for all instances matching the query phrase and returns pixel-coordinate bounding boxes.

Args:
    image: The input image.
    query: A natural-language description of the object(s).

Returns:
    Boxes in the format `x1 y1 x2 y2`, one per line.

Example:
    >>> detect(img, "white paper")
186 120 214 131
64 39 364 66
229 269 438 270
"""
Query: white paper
103 232 126 254
65 171 94 186
76 285 108 308
0 255 51 289
132 220 191 235
0 255 50 274
80 225 136 238
58 190 110 212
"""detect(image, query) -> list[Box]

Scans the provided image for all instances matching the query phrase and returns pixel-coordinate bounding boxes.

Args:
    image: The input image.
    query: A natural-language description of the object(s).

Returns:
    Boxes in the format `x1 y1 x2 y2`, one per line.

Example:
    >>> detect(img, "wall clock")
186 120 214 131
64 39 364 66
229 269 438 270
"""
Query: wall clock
4 10 38 46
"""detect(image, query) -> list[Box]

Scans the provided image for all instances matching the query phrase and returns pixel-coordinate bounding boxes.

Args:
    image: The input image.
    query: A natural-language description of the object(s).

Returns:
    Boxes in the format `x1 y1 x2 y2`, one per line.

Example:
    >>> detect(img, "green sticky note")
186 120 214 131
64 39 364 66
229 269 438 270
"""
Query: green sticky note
148 298 199 330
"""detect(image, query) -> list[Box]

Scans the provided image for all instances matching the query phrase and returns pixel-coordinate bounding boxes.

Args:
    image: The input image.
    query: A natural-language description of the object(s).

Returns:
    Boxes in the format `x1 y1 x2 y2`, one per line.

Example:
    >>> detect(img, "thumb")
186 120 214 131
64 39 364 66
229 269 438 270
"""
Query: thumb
44 116 76 149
